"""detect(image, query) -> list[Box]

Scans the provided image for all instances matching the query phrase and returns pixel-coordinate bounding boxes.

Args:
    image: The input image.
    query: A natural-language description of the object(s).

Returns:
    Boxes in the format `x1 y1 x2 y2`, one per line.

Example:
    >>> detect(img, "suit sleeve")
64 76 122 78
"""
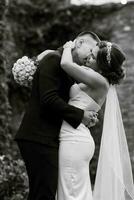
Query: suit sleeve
39 53 84 128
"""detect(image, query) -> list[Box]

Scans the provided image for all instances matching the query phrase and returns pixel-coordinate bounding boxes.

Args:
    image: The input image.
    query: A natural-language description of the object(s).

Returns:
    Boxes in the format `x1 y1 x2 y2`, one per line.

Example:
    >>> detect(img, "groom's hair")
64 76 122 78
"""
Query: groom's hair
76 31 101 43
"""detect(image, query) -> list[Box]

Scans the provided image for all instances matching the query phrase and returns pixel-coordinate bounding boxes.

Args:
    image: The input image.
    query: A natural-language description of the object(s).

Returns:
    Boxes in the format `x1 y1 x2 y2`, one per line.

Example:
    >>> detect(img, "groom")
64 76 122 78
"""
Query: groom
15 31 100 200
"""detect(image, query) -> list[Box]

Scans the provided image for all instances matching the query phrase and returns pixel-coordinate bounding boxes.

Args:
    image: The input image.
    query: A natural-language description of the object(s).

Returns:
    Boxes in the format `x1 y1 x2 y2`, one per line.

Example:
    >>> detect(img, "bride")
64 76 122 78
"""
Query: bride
57 40 134 200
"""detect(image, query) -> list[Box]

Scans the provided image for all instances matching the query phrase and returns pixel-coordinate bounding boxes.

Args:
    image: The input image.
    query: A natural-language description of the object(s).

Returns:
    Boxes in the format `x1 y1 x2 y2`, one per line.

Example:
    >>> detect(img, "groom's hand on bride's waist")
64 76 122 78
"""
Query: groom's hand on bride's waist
82 111 99 128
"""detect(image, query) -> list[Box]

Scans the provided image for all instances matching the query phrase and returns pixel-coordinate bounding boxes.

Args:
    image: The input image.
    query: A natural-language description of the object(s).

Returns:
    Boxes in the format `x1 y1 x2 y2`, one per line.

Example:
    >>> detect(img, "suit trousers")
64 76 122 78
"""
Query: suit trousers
17 140 58 200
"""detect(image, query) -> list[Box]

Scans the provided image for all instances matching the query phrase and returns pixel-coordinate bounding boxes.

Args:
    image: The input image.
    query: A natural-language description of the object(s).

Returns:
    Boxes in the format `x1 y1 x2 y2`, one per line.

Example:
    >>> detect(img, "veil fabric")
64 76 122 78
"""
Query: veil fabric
93 85 134 200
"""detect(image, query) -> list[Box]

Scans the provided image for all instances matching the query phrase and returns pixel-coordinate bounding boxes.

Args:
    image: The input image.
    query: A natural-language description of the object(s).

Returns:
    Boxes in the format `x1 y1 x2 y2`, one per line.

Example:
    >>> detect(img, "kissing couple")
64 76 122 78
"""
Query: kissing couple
14 31 134 200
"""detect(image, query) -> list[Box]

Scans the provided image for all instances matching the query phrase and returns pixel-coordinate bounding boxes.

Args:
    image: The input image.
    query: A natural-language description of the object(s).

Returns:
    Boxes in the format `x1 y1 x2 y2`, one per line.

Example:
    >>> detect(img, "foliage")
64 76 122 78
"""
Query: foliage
0 0 13 156
0 154 28 200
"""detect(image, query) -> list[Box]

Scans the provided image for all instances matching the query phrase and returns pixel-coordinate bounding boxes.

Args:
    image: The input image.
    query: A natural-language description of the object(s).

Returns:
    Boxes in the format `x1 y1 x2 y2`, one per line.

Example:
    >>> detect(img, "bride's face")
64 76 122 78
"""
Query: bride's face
84 45 99 71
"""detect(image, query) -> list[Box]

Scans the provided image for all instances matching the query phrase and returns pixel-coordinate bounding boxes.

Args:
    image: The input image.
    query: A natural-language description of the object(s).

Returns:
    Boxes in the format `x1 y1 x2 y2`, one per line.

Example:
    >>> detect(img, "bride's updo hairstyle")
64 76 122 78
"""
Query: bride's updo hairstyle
96 41 126 85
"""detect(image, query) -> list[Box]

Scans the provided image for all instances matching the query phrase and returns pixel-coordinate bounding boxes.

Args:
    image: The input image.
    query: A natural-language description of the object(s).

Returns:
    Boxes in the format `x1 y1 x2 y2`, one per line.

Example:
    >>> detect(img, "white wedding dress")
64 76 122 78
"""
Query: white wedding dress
57 83 100 200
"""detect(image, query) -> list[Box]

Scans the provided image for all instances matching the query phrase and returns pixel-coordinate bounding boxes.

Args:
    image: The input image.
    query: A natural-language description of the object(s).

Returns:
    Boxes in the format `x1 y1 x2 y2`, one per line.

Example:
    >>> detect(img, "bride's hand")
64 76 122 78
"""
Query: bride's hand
82 110 99 128
63 41 75 49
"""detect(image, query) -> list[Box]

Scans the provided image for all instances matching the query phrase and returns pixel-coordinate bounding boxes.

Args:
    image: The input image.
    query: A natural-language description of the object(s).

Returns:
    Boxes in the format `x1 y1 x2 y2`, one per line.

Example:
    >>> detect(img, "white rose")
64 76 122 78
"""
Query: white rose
28 76 33 81
30 69 36 75
16 65 22 70
25 65 31 72
30 60 34 65
13 63 17 68
31 69 36 75
20 64 25 69
0 155 5 161
14 73 19 78
17 59 23 64
22 56 29 61
25 71 30 77
21 75 26 81
12 68 16 74
24 60 31 65
14 67 20 74
19 70 26 76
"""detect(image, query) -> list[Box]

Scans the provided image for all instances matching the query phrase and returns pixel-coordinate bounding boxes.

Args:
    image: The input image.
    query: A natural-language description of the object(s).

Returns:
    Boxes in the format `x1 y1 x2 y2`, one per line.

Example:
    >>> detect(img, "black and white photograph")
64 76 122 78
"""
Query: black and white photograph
0 0 134 199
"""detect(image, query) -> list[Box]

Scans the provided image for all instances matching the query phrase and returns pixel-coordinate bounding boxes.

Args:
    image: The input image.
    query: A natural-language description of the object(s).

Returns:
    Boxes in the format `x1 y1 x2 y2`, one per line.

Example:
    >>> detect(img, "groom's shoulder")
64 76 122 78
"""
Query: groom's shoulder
46 50 61 58
40 46 63 63
40 50 61 66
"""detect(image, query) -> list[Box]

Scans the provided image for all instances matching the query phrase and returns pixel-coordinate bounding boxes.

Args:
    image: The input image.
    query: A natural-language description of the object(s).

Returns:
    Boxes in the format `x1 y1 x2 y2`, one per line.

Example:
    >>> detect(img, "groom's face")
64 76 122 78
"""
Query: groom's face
75 35 98 65
85 45 100 70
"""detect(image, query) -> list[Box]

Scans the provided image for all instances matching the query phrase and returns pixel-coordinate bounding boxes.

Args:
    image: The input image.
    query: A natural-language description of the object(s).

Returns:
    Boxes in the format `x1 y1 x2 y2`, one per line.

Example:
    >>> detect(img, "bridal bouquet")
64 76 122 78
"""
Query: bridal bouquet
12 56 38 87
12 50 54 87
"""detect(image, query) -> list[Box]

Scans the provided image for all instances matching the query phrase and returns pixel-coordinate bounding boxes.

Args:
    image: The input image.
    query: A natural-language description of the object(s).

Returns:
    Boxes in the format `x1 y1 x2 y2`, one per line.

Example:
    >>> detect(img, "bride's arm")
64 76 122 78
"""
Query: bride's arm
61 42 108 89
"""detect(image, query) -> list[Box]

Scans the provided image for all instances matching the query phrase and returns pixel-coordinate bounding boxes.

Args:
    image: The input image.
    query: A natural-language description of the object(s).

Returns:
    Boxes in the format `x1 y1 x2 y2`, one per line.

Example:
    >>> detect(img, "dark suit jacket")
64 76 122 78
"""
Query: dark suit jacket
15 48 84 147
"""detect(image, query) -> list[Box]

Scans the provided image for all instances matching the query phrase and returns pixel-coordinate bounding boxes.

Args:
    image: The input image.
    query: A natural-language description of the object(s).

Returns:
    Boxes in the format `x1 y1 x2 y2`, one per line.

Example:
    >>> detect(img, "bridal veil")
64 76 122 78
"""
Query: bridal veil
93 85 134 200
